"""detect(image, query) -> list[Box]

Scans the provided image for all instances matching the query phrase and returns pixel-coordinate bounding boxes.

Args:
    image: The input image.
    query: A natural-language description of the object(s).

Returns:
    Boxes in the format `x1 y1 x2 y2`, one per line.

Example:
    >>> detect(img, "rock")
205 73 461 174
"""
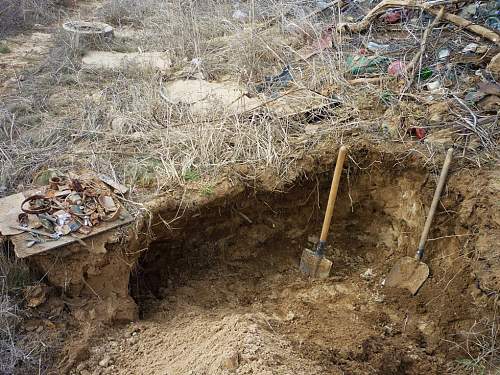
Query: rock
127 336 139 346
98 355 112 368
285 311 296 321
426 81 441 92
424 128 454 146
76 362 86 372
24 284 50 308
222 352 240 370
428 101 450 124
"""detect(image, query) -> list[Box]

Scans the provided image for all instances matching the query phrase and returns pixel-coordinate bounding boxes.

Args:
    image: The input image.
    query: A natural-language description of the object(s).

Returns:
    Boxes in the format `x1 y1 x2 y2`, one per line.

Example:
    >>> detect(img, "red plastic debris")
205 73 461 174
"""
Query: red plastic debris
414 127 426 140
383 11 402 24
388 60 406 76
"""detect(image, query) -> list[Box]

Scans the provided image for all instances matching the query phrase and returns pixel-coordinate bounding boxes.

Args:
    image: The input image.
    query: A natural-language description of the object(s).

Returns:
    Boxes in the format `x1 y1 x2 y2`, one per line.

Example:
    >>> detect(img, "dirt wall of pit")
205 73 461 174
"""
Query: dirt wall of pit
25 141 499 357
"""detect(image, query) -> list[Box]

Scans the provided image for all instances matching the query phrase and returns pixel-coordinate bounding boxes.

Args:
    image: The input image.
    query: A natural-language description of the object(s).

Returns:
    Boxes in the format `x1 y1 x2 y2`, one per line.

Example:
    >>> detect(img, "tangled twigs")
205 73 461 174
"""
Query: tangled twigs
407 6 445 75
337 0 500 45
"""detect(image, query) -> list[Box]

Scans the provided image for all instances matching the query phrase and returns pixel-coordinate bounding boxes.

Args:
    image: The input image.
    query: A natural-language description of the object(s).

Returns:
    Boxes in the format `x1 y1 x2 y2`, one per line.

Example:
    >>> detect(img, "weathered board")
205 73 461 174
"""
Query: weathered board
9 211 134 258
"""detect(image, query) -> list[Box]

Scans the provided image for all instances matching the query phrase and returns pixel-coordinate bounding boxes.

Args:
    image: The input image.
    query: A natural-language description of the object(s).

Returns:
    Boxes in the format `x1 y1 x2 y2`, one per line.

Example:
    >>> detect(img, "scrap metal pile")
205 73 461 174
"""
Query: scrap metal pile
12 173 128 248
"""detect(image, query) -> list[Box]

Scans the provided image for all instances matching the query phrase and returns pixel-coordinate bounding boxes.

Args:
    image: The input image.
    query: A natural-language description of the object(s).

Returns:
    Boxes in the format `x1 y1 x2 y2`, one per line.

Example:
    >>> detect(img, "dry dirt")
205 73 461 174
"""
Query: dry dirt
39 143 496 375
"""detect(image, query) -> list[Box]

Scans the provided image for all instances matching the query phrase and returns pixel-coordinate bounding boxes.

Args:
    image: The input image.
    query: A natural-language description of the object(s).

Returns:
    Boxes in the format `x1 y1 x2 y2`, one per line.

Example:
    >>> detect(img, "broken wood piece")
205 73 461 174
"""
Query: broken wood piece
426 8 500 45
337 0 500 45
98 174 129 194
0 192 26 235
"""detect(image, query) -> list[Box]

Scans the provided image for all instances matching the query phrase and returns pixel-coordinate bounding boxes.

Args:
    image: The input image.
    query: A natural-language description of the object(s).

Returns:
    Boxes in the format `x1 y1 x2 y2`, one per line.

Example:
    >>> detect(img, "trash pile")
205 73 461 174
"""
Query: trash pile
283 0 500 144
4 172 129 249
153 0 499 146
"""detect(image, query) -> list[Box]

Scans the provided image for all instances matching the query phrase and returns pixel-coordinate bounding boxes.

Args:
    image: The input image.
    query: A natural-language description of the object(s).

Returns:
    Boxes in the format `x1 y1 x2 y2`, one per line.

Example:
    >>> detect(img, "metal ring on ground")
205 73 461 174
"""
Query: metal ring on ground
21 195 51 214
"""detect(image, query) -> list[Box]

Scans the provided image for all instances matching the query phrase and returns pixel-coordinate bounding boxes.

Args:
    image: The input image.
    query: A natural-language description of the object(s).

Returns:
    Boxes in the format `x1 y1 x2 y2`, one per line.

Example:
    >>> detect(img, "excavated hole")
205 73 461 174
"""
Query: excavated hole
131 170 413 306
126 165 462 372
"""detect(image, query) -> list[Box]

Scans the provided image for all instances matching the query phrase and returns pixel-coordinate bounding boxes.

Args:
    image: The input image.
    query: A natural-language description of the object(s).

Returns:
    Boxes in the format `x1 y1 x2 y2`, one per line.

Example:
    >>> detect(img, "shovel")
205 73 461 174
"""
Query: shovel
385 147 454 295
300 146 347 279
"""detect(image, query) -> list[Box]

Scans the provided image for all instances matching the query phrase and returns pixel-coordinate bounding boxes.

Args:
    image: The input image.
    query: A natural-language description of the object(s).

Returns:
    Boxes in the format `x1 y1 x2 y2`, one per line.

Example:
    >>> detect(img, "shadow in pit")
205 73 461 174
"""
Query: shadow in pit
129 166 427 316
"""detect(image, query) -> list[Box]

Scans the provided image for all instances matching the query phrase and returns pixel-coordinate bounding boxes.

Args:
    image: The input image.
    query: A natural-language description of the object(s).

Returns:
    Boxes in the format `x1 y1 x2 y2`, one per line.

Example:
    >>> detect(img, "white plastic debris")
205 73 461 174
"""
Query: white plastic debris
360 268 375 280
462 43 479 54
367 41 390 52
426 81 442 92
437 48 450 60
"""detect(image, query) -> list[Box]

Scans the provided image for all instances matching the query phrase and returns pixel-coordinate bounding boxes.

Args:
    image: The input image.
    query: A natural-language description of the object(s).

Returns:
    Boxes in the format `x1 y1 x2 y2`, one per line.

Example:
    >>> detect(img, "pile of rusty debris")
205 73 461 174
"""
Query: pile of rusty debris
0 172 132 258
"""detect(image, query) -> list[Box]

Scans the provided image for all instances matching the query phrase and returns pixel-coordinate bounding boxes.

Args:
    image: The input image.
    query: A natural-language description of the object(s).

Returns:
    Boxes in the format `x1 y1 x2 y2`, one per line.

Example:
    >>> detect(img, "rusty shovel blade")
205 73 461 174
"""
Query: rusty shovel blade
299 248 332 279
385 256 430 295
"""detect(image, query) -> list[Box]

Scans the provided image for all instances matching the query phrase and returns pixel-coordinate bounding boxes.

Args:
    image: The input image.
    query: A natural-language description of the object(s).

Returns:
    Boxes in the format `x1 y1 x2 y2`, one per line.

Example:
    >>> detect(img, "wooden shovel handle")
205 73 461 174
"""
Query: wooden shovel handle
416 147 454 260
320 146 348 243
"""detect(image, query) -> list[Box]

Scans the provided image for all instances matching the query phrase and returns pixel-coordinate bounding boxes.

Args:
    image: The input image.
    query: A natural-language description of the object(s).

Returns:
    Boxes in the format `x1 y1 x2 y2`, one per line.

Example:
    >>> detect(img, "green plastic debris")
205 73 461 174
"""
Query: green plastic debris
33 169 64 186
419 67 433 80
345 54 390 75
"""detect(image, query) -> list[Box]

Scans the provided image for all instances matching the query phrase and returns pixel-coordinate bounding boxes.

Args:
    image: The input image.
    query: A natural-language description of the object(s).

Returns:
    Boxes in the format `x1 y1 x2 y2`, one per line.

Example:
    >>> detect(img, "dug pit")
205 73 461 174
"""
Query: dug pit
112 151 497 374
24 145 499 374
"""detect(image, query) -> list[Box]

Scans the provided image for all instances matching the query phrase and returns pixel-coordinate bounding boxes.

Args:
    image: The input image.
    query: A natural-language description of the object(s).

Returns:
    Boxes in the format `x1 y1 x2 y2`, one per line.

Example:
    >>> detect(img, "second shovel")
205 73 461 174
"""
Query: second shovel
385 147 454 295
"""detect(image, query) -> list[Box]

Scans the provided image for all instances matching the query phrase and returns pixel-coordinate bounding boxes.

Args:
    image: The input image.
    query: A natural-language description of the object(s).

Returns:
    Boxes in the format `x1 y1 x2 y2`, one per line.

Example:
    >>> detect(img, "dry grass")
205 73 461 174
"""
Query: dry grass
0 242 34 374
1 0 498 197
0 0 61 38
446 314 500 374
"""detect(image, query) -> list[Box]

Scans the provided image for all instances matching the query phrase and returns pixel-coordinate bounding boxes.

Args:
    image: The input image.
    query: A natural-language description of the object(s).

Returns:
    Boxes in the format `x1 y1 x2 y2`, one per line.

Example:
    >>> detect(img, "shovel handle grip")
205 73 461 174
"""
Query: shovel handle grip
416 147 453 260
319 146 347 244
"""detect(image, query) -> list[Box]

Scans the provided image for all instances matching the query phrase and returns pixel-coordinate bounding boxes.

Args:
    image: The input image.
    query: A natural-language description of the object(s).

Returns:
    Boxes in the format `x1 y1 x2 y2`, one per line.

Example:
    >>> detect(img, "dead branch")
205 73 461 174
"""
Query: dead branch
407 6 445 74
337 0 500 45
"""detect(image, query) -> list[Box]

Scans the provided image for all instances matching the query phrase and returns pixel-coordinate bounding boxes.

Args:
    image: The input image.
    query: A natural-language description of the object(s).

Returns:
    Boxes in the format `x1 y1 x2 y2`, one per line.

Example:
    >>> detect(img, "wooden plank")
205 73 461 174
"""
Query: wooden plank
0 192 27 236
10 211 134 258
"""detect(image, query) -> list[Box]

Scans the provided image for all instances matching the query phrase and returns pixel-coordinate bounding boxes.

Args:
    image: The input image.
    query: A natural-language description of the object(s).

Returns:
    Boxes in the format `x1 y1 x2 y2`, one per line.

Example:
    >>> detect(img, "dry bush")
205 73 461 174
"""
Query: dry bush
0 0 60 38
447 315 500 374
0 242 33 374
98 0 157 27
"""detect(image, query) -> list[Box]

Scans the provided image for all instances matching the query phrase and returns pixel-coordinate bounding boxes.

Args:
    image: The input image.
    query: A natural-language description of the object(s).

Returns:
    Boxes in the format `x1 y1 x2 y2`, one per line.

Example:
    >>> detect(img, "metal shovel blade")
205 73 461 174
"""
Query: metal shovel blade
385 256 430 295
299 248 332 279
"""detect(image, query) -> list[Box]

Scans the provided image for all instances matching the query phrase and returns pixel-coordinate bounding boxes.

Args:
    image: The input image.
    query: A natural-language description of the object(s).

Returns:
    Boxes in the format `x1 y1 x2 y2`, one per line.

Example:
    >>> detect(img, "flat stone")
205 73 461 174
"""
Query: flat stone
82 51 171 72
